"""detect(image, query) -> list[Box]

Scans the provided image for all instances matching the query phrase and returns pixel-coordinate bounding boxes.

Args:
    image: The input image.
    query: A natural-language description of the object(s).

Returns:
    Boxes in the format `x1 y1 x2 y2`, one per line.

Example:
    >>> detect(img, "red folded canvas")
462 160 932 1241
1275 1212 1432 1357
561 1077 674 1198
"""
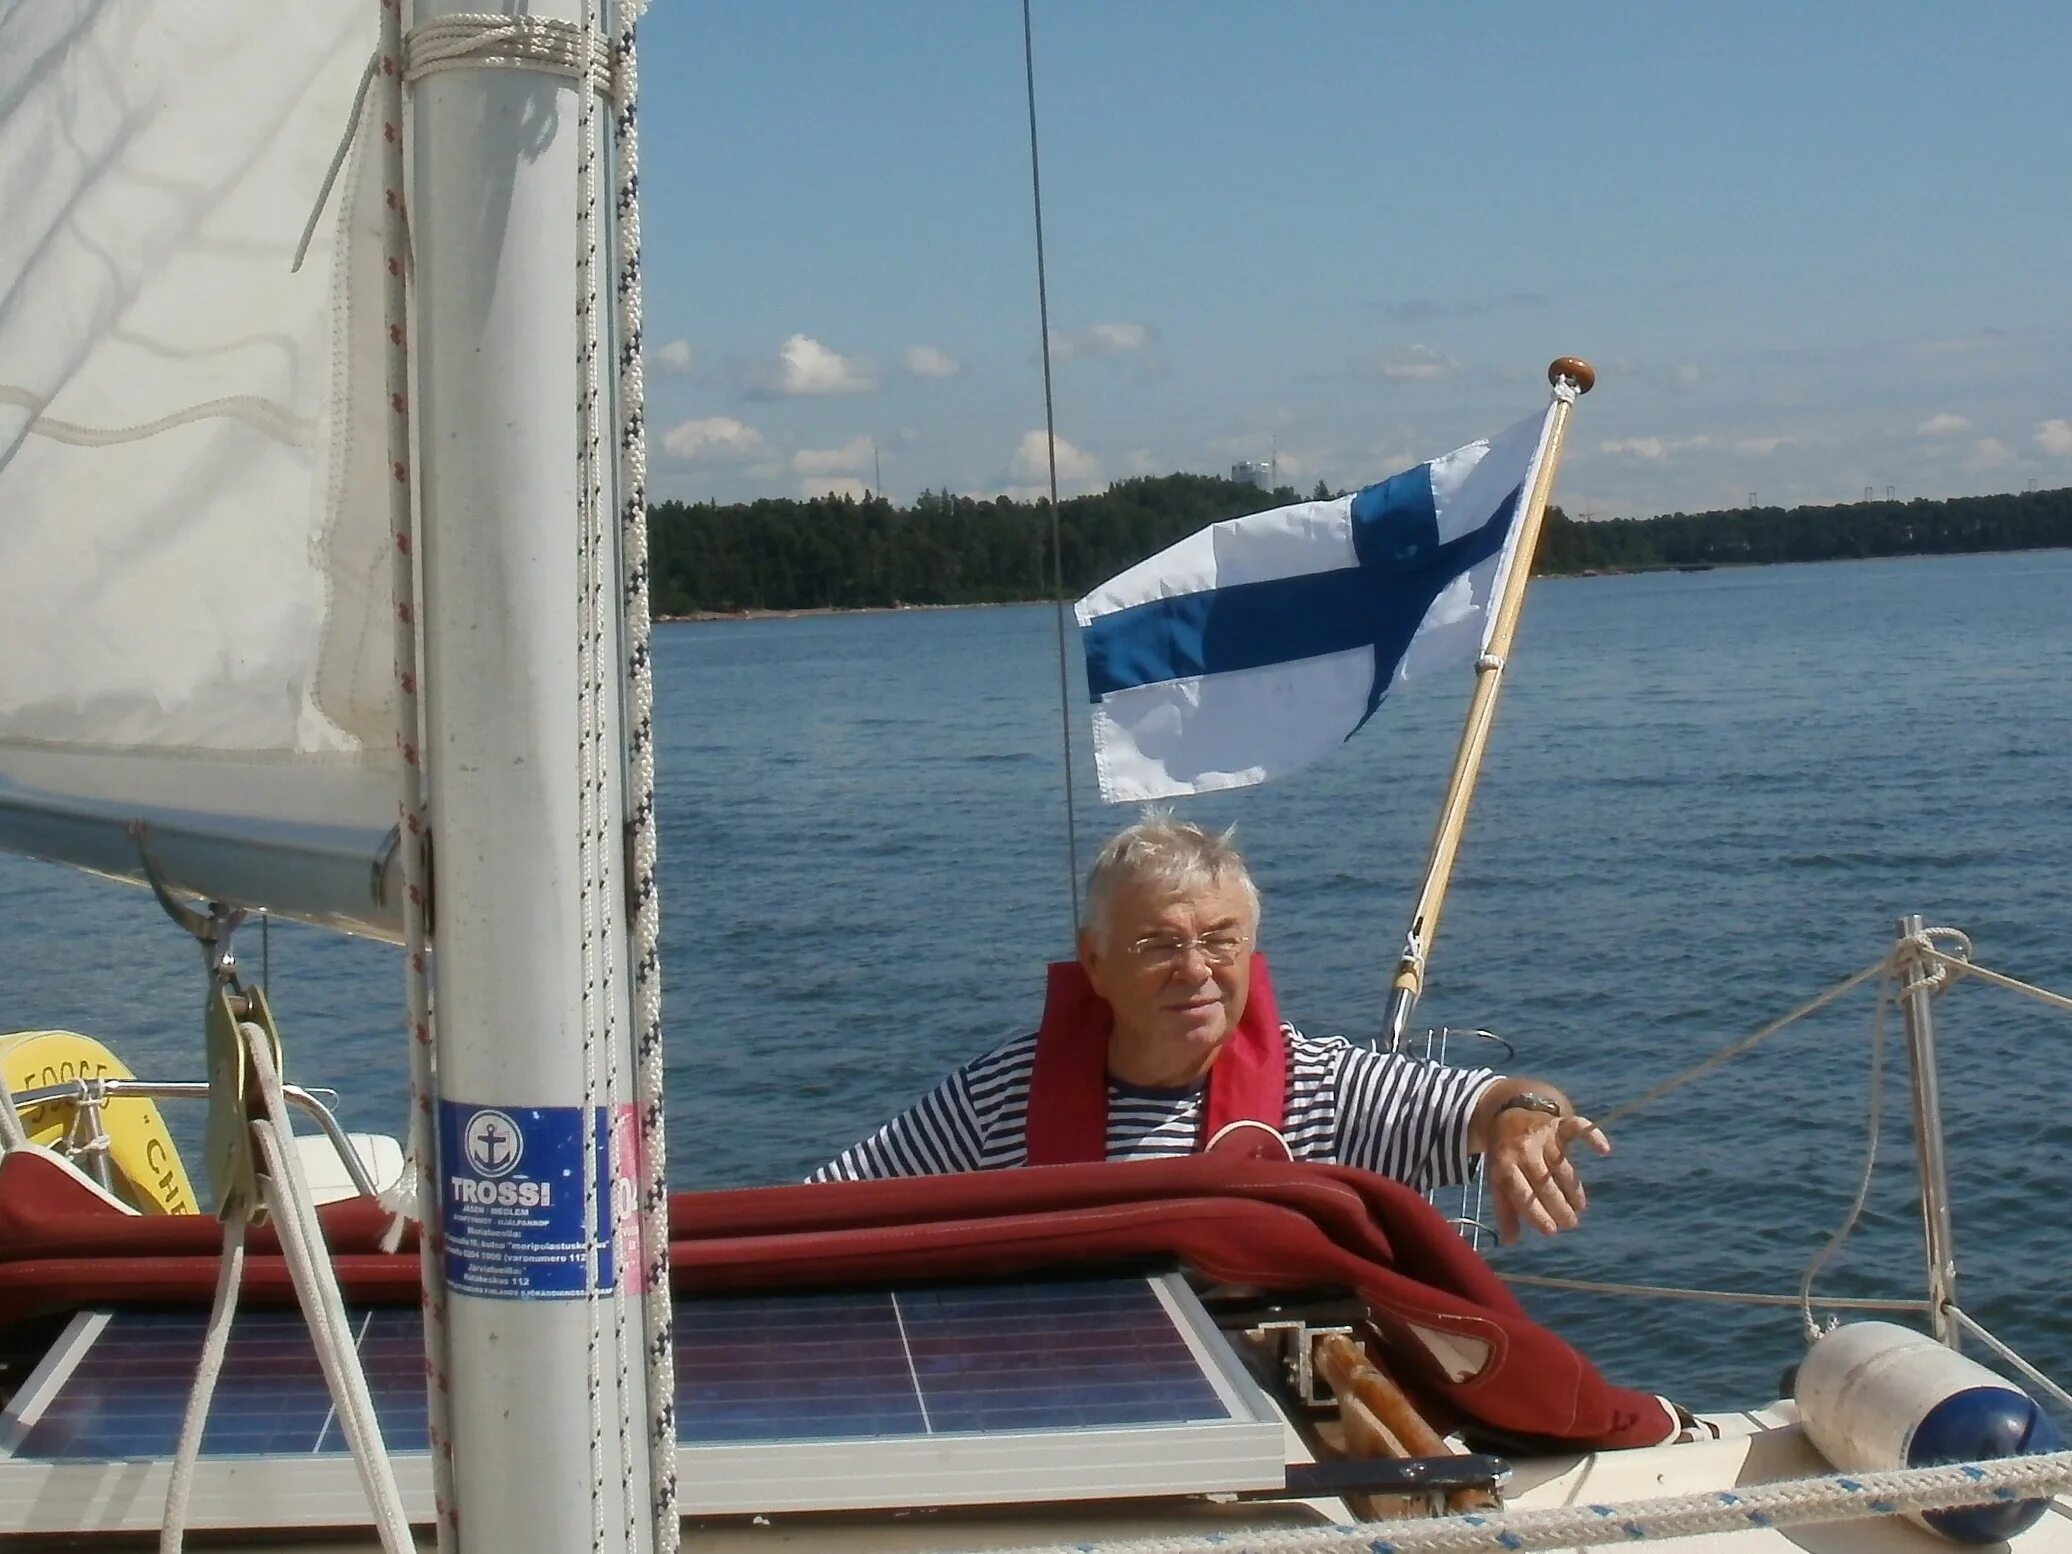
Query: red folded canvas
0 1146 1671 1450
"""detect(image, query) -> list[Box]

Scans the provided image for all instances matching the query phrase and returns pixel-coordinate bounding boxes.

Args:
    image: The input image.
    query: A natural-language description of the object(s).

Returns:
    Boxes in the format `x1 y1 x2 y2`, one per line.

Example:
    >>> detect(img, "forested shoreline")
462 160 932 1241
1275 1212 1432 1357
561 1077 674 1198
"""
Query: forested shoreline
648 480 2072 618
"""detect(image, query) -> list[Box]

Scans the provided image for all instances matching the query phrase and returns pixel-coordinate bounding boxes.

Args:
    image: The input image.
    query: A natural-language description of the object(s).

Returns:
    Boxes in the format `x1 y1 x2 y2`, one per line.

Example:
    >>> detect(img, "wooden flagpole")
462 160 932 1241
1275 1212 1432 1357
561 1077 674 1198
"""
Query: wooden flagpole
1381 357 1595 1050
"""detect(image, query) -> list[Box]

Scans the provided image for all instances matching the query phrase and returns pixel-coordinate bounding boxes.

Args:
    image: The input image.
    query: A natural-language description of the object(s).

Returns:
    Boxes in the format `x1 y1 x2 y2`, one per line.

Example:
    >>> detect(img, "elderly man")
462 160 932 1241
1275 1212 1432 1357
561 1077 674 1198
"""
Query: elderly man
814 814 1609 1243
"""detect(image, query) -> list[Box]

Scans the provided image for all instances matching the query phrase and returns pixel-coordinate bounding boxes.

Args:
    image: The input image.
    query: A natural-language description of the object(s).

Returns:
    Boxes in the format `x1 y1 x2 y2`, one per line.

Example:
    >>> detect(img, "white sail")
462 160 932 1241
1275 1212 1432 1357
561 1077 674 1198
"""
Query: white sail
0 3 401 935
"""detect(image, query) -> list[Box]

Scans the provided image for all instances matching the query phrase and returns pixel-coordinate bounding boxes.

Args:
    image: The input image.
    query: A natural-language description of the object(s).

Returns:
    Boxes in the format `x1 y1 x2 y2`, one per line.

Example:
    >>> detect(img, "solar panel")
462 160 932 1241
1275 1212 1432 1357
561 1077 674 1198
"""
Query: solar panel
0 1274 1284 1535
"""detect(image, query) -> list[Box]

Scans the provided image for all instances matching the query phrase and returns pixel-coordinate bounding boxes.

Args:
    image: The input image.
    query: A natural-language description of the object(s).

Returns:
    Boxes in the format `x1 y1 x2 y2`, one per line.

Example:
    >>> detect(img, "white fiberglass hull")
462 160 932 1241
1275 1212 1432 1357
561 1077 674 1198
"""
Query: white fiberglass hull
33 1412 2068 1553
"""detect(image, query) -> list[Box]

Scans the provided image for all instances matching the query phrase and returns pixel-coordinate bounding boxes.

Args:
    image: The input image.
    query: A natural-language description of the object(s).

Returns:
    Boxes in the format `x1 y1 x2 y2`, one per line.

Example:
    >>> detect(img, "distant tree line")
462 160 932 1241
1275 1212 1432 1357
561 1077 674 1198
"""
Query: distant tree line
647 480 2072 616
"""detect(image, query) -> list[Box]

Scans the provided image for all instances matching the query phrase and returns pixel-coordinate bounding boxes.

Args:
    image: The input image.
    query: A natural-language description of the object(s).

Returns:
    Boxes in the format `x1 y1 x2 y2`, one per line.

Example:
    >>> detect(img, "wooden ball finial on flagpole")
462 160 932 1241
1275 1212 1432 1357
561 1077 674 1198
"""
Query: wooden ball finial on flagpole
1381 358 1596 1051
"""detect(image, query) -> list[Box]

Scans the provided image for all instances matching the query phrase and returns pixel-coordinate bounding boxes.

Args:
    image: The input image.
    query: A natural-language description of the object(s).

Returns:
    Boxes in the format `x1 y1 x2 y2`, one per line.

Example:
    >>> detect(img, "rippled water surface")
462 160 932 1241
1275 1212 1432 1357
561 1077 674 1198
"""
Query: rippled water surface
7 548 2070 1410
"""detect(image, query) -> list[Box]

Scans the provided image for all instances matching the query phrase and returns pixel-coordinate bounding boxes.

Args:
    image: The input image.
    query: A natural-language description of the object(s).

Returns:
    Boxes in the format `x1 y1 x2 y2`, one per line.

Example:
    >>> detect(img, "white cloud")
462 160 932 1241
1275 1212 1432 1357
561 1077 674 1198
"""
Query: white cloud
1049 322 1154 361
1372 344 1458 381
1734 435 1797 457
1915 412 1971 436
2037 419 2072 456
652 339 692 375
1971 437 2016 469
800 476 869 501
791 436 875 477
1672 363 1703 389
1010 429 1101 488
1598 435 1711 462
747 333 878 397
1124 448 1161 475
660 416 766 462
1908 330 2008 357
903 344 963 379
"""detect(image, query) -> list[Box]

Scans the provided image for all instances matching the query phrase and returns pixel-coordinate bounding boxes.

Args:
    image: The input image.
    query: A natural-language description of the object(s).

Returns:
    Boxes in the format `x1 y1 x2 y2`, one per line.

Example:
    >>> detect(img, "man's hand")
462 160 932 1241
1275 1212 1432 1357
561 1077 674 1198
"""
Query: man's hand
1487 1109 1612 1244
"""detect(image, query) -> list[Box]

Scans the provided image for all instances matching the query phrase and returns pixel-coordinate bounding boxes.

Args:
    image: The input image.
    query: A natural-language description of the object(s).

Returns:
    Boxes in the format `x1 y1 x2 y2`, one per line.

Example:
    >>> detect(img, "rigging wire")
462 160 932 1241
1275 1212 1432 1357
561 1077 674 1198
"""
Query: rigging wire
1020 0 1083 933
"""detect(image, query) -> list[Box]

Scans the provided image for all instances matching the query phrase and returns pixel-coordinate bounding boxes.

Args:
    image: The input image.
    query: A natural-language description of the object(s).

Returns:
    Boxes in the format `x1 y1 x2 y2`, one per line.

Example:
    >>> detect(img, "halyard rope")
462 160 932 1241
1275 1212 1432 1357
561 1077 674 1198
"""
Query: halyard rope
985 1451 2072 1553
606 3 683 1547
404 14 617 95
373 0 459 1540
572 0 624 1543
1019 0 1083 930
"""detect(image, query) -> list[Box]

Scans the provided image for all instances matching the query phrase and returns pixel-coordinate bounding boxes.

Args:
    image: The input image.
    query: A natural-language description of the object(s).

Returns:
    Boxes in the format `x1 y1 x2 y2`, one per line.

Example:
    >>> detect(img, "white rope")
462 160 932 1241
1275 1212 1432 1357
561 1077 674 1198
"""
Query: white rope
404 14 616 96
243 1025 414 1554
1927 945 2072 1014
985 1451 2072 1554
157 1220 245 1554
291 52 378 274
374 0 459 1535
606 2 682 1546
571 1 633 1544
0 383 315 447
1797 967 1891 1341
1597 958 1887 1128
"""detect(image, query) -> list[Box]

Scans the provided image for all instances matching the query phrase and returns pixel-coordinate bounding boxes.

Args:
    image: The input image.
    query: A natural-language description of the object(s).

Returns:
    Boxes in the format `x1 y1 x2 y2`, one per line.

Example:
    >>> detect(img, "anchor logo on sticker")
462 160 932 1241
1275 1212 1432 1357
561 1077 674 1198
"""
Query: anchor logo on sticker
463 1109 524 1179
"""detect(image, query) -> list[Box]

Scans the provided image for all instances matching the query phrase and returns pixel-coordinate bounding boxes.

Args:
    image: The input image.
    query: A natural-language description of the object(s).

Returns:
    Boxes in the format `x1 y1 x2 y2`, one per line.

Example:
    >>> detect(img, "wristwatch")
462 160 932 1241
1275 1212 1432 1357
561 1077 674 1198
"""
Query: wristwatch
1495 1090 1565 1121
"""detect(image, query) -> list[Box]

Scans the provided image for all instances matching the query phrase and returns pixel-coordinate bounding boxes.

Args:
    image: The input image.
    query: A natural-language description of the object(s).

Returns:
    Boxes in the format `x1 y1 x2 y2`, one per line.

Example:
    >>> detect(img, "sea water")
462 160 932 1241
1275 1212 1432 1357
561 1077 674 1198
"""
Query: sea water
5 547 2068 1410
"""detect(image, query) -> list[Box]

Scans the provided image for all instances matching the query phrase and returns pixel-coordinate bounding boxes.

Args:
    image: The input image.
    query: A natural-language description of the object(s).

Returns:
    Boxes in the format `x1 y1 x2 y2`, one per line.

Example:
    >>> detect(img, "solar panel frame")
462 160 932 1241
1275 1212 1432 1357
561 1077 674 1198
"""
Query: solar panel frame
0 1273 1286 1534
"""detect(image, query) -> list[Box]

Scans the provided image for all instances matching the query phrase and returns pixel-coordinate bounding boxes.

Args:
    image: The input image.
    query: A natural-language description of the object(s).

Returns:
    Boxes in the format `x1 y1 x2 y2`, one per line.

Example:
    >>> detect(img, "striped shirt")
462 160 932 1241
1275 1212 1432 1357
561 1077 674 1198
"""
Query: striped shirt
811 1025 1496 1189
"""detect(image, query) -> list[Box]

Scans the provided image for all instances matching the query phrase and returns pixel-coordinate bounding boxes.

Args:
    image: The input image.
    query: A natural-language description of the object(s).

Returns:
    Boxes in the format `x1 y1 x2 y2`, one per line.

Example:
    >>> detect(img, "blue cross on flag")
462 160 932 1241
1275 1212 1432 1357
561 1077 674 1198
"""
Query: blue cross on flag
1076 409 1553 802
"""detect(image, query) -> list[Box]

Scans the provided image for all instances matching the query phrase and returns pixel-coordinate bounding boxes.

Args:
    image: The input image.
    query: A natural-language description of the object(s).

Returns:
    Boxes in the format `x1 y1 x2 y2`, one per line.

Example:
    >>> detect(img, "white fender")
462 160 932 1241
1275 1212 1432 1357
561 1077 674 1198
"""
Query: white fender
1796 1321 2061 1543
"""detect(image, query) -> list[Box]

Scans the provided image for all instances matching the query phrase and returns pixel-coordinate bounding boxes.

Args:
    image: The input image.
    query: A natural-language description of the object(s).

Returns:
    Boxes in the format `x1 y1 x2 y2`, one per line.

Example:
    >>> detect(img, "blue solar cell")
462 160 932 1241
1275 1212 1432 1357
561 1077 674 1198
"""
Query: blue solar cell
900 1281 1225 1436
10 1310 431 1462
6 1276 1232 1464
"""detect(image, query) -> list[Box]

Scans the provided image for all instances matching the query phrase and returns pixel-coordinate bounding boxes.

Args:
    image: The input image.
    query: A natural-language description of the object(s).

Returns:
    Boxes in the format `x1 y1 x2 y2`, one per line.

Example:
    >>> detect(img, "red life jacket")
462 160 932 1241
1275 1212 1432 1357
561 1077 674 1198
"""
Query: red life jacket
1024 952 1289 1165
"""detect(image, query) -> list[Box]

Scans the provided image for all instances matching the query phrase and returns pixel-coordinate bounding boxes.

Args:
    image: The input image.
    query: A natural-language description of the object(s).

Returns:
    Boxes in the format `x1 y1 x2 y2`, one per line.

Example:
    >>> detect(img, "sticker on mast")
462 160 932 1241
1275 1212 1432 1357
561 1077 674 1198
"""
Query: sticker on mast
438 1101 633 1299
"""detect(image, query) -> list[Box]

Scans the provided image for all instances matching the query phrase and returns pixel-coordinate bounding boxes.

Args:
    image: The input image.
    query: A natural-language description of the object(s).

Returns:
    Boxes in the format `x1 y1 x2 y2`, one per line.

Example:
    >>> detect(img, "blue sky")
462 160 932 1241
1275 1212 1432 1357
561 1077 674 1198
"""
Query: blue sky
636 1 2070 519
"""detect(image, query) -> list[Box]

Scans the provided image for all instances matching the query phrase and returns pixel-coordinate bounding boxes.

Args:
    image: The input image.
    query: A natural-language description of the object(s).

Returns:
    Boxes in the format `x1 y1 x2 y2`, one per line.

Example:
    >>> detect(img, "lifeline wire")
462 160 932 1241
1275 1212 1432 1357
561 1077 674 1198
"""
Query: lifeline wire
1021 0 1083 932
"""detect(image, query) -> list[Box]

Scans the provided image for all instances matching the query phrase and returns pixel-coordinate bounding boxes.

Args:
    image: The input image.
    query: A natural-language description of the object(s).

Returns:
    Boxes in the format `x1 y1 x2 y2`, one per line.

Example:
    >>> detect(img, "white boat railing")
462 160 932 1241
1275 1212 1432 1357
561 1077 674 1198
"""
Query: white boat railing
5 1076 384 1203
1431 915 2072 1419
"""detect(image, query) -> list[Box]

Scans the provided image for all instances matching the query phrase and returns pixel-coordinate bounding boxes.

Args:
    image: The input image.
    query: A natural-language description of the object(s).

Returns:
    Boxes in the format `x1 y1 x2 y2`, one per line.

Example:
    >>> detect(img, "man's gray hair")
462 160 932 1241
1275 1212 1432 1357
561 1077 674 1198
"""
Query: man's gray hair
1081 810 1261 941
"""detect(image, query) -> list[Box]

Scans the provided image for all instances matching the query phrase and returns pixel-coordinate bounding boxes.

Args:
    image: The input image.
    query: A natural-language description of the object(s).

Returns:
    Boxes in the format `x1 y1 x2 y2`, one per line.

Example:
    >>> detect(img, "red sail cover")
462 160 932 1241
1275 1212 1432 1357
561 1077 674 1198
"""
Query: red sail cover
1025 954 1288 1164
0 1147 1673 1451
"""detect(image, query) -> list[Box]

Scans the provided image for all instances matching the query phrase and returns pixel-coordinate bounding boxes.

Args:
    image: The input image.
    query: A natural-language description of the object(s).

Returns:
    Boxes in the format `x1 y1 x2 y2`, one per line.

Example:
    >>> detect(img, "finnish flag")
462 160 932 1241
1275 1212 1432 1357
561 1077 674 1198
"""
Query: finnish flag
1076 409 1553 802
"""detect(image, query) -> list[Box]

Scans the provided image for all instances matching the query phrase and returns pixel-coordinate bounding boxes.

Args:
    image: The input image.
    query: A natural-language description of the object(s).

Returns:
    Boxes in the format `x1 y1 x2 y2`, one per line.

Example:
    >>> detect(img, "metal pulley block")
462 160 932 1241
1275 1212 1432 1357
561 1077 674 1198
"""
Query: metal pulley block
204 981 284 1223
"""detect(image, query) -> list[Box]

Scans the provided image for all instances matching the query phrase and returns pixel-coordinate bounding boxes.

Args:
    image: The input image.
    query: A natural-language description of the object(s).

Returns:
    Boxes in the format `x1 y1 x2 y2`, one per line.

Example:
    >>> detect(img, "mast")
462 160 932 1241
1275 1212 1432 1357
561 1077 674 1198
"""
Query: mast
411 3 654 1549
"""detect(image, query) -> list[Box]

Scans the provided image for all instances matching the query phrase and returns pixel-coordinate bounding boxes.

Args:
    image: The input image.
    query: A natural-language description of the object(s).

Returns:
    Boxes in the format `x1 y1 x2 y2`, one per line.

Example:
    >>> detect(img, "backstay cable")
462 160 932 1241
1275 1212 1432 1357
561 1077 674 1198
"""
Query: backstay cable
1020 0 1083 932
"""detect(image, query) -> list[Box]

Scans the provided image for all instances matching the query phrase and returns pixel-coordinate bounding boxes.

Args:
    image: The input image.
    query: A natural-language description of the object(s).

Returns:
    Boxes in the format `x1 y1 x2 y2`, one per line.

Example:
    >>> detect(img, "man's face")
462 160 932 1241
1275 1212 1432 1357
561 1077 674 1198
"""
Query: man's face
1079 874 1256 1081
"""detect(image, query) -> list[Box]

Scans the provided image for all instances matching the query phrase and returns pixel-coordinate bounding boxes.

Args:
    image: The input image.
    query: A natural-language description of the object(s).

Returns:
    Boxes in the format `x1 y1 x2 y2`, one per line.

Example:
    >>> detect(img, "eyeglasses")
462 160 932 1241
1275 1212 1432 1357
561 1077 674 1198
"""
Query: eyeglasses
1124 931 1251 970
